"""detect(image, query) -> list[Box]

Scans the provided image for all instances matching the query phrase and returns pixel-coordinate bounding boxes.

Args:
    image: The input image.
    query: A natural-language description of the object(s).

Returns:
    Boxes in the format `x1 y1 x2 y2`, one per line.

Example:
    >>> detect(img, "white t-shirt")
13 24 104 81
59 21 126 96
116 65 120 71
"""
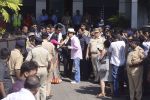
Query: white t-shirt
142 41 150 56
2 88 35 100
109 41 126 66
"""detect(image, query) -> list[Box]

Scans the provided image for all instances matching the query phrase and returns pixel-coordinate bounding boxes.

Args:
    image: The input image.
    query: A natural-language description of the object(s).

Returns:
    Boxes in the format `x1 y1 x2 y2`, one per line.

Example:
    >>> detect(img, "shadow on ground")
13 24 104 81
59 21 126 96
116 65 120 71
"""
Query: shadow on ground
75 85 99 95
75 85 129 100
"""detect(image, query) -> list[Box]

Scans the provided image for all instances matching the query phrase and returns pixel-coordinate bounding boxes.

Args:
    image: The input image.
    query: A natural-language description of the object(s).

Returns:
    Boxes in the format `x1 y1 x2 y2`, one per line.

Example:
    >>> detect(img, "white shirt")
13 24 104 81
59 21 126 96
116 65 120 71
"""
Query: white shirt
2 88 35 100
48 32 62 43
109 41 126 66
48 32 53 41
142 41 150 56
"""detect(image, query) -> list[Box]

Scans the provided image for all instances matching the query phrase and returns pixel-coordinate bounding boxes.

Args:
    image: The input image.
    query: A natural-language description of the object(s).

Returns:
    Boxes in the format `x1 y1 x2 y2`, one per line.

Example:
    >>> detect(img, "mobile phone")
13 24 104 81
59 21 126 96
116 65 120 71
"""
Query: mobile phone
97 48 100 51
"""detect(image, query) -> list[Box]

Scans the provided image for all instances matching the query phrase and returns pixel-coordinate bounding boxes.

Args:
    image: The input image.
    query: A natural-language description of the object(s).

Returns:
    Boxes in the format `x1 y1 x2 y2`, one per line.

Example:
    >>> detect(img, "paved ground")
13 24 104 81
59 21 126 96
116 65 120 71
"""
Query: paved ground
49 77 150 100
50 77 126 100
49 64 150 100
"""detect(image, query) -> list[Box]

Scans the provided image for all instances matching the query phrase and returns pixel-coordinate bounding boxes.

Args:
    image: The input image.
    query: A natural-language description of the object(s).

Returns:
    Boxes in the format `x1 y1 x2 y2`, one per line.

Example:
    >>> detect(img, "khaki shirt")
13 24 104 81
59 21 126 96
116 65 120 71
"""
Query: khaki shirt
8 49 23 75
127 46 145 67
25 45 51 67
88 37 105 54
42 39 55 60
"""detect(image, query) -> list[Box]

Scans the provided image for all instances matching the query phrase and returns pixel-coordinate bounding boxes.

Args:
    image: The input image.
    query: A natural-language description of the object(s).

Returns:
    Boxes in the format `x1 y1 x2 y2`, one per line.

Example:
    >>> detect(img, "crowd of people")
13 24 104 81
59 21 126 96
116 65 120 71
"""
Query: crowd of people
0 9 150 100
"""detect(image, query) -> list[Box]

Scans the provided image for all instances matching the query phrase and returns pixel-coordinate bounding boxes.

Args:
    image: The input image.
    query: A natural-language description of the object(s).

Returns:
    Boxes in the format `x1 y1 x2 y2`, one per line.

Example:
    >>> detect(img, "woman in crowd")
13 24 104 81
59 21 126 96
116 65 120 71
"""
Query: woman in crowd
97 40 112 97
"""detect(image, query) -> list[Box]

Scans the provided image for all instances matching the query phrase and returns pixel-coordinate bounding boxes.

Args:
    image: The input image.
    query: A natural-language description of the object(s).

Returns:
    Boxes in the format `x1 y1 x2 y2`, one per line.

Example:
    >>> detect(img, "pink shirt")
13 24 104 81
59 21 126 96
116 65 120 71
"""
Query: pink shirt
69 35 82 59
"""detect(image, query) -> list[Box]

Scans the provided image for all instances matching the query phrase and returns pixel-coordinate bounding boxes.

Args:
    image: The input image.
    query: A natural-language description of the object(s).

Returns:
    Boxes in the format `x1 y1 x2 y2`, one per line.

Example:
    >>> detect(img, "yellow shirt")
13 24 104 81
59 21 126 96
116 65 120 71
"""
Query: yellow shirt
88 37 105 53
42 39 55 60
127 46 145 66
8 49 23 75
26 45 51 67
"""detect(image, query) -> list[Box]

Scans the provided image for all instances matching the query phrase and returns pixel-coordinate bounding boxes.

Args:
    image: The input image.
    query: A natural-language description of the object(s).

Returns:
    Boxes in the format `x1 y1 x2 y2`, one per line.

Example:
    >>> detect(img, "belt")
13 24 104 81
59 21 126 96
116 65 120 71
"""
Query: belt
91 52 98 54
129 63 142 68
39 66 47 68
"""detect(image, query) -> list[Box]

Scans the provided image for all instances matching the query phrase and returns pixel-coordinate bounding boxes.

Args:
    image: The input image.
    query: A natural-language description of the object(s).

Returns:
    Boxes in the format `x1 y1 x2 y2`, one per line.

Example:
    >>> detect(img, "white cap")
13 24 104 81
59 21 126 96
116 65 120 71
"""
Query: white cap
68 28 75 33
28 32 35 37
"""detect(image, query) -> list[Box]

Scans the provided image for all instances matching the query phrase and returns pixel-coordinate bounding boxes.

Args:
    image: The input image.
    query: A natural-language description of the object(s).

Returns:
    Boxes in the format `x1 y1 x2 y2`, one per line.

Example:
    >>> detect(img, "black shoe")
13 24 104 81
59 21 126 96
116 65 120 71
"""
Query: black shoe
46 95 53 100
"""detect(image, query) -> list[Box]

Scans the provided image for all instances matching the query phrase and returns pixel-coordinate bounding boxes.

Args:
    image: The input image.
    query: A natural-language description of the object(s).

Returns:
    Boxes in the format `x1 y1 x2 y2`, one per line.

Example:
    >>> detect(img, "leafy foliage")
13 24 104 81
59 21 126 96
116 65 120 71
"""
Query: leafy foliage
107 14 130 28
0 0 22 22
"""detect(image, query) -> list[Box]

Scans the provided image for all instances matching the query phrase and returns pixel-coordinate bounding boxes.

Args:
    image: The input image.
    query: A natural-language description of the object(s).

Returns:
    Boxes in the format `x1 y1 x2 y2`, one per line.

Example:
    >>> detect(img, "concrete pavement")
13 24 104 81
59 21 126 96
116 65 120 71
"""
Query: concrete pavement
50 78 128 100
49 64 150 100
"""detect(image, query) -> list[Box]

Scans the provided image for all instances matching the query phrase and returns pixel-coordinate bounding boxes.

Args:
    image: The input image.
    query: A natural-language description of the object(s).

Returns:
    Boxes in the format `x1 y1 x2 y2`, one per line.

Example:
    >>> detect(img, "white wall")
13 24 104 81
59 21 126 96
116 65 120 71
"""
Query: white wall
73 0 83 15
131 0 138 28
36 0 46 19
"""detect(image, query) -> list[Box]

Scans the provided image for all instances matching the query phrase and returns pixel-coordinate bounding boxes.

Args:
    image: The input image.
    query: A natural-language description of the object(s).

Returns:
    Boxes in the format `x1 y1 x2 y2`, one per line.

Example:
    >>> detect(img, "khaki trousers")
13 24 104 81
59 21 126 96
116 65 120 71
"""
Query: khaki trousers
127 66 143 100
35 67 48 100
91 54 99 80
47 71 52 96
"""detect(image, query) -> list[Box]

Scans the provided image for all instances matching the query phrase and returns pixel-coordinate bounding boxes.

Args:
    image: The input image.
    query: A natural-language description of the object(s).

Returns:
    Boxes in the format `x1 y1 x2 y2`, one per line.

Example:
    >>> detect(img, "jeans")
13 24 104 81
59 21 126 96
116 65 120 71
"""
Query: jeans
73 58 80 82
112 65 120 96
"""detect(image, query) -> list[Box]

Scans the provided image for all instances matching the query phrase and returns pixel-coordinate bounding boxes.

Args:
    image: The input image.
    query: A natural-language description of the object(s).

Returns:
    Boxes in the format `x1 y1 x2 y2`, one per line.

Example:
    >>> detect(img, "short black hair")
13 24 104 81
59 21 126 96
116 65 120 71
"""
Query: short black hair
130 38 140 46
55 24 63 30
24 75 40 90
46 24 53 29
35 37 43 45
41 32 49 39
0 48 10 60
21 61 38 75
104 40 111 48
112 34 122 41
81 23 86 27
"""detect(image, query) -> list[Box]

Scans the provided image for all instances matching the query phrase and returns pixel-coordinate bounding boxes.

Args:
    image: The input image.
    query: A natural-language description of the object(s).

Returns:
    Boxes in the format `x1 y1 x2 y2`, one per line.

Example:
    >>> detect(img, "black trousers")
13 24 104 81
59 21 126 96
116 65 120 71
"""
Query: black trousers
63 58 73 78
80 59 92 80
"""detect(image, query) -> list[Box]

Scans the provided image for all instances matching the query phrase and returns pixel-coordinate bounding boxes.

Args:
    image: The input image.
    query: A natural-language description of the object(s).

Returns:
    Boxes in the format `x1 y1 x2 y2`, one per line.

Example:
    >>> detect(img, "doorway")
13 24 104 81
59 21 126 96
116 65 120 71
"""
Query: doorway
21 0 36 17
64 0 73 16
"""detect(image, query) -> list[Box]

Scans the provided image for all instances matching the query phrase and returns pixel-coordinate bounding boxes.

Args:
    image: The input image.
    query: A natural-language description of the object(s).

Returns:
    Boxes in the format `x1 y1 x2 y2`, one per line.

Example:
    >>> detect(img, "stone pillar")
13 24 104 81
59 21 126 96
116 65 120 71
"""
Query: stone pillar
131 0 138 28
72 0 83 15
36 0 46 19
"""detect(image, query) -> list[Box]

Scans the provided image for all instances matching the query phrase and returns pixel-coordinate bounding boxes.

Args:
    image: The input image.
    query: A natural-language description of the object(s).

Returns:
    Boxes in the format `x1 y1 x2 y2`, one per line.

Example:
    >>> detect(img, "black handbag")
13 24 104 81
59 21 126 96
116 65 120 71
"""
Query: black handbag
98 54 106 64
97 53 109 72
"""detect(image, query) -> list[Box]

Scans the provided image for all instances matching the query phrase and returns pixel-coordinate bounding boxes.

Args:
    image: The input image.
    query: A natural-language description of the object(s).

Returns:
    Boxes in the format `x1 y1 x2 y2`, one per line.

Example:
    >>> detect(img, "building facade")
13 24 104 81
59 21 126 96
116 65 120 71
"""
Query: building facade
119 0 149 28
22 0 149 28
22 0 118 20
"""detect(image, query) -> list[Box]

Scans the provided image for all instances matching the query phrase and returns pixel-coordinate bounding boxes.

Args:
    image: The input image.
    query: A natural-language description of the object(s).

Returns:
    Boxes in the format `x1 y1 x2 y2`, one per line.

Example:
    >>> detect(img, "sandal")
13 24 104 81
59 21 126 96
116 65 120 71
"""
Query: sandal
97 93 106 97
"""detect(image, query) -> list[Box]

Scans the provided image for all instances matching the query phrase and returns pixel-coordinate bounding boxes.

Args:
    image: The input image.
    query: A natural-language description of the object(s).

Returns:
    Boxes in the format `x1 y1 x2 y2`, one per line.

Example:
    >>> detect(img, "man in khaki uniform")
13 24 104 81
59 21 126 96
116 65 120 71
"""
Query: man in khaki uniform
86 28 105 81
126 39 145 100
41 32 55 98
42 32 55 60
8 40 24 83
26 37 51 100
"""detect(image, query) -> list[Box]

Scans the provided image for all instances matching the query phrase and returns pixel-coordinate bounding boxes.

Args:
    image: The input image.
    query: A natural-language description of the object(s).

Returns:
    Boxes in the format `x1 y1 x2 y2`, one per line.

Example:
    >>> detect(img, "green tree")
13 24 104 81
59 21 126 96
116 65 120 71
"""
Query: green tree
0 0 22 22
107 14 130 28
